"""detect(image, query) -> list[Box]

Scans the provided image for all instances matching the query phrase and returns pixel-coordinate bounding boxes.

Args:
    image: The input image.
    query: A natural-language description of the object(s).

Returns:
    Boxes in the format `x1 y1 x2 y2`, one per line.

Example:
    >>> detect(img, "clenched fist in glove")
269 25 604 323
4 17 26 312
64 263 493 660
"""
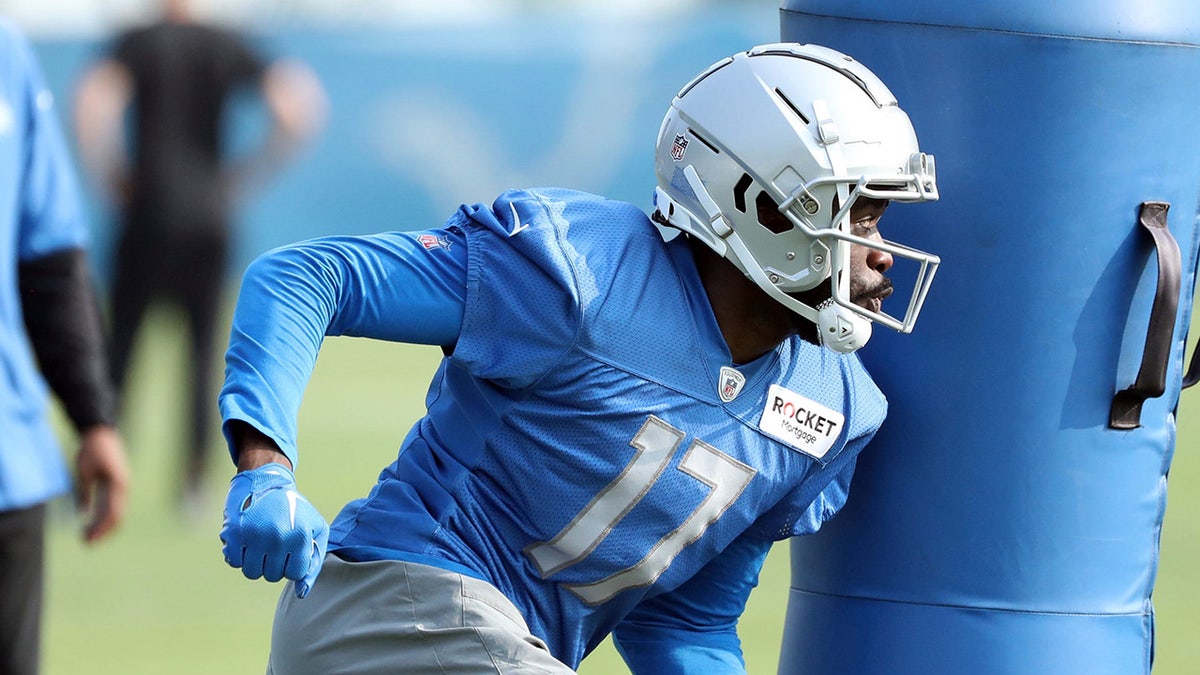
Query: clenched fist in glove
220 462 329 598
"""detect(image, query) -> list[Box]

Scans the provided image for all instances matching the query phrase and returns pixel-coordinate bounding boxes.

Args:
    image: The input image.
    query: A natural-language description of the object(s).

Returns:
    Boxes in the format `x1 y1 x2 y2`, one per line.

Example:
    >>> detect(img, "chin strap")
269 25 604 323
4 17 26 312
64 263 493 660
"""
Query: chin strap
815 298 872 354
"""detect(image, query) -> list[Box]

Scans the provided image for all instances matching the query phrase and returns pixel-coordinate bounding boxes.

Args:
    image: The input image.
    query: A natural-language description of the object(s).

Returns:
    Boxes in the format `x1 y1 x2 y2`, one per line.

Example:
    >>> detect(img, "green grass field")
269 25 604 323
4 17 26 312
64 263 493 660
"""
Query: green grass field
40 306 1200 674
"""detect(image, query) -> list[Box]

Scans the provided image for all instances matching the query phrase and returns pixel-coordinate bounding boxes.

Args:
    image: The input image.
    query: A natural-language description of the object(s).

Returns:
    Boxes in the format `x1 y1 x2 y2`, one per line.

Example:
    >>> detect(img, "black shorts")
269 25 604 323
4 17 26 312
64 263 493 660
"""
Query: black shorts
0 502 47 675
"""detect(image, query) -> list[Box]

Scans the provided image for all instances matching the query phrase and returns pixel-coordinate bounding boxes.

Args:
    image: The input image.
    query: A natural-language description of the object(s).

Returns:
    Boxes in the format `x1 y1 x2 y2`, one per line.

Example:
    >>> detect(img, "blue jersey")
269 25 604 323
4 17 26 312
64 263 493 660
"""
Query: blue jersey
0 21 92 510
221 188 886 671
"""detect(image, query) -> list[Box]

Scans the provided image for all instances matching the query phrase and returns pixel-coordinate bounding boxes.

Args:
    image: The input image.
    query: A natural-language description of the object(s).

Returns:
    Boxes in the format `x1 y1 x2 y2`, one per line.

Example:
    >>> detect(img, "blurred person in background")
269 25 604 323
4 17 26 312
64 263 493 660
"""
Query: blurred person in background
0 18 130 675
73 0 325 511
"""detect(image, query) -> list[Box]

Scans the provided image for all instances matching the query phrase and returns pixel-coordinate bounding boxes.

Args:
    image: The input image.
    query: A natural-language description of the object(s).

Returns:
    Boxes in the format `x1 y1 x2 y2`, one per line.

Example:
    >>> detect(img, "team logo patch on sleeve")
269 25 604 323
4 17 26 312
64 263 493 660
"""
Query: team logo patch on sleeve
417 233 451 251
759 384 845 460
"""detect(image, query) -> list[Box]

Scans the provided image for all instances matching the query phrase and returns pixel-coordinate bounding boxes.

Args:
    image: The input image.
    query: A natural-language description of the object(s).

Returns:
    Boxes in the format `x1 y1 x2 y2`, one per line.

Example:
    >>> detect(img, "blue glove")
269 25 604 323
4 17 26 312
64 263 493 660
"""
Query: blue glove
220 463 329 599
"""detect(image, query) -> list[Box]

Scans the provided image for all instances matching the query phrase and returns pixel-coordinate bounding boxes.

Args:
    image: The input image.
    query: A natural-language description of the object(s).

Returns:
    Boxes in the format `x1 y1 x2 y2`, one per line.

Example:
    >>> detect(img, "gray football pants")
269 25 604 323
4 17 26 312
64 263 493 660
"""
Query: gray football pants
266 554 575 674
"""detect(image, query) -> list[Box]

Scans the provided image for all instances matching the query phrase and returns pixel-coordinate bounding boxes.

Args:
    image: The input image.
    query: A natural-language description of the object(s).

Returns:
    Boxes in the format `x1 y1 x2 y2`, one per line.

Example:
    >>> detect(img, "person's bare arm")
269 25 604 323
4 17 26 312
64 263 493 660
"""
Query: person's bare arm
229 419 293 472
73 60 133 204
229 59 327 199
75 424 130 543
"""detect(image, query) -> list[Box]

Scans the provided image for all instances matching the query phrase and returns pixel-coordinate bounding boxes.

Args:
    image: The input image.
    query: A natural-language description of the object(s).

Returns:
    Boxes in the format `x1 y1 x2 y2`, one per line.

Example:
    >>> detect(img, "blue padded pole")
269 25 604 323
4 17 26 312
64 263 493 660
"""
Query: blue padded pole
779 2 1200 673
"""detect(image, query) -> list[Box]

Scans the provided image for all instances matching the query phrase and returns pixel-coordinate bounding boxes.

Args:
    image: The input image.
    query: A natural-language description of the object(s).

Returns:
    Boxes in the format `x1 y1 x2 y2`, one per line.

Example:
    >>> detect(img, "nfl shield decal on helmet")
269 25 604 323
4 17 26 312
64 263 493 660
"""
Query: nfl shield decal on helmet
671 134 689 161
719 366 746 402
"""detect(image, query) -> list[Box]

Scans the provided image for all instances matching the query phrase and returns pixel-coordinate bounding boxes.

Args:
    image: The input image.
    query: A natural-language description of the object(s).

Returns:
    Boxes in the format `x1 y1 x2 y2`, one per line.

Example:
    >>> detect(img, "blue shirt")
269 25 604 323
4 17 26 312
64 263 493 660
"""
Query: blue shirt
221 188 887 672
0 20 92 510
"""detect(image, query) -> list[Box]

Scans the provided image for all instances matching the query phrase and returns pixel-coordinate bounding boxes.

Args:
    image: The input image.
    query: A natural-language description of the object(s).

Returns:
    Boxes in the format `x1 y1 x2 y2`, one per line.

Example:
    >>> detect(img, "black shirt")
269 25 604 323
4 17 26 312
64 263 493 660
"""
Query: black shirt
114 22 266 233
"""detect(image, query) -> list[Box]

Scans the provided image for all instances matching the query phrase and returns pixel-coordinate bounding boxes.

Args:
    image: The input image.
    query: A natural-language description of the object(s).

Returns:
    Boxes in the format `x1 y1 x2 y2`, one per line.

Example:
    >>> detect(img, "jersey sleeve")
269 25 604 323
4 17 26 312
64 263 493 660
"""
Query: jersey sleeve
449 189 588 388
19 250 116 430
13 25 89 260
219 227 467 468
749 349 885 539
741 427 869 542
783 454 858 537
611 533 773 675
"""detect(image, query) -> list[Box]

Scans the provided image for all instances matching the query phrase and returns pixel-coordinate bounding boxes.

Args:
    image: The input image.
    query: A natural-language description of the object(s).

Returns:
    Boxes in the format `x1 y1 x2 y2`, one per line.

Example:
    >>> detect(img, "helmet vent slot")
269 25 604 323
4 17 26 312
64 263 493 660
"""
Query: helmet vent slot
688 129 720 154
774 88 810 125
733 174 754 213
756 192 793 234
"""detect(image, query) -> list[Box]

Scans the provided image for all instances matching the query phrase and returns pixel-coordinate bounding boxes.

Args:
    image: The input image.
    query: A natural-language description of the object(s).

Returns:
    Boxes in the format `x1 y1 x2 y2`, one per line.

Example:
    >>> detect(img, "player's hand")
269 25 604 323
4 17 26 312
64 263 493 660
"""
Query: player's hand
75 424 130 543
220 463 329 598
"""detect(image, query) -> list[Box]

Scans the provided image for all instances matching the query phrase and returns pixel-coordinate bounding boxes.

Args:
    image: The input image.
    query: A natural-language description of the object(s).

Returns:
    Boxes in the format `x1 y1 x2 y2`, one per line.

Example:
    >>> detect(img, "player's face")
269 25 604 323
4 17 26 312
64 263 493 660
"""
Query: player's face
846 196 893 314
762 194 895 344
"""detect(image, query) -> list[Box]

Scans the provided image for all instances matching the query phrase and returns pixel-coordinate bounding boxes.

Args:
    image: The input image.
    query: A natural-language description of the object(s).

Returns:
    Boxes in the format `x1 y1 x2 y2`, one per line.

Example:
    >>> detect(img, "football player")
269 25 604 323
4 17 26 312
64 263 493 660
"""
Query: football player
219 43 939 673
0 20 130 675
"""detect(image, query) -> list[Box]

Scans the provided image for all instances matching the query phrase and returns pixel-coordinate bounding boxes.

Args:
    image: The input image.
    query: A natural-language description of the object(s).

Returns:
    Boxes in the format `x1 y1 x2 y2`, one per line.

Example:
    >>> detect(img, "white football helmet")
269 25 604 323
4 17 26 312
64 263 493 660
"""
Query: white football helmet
653 43 940 353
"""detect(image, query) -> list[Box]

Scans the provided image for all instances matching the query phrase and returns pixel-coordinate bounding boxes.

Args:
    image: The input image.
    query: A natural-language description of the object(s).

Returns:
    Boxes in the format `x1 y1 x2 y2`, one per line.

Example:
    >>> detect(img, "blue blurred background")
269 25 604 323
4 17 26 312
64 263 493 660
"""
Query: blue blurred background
18 0 783 283
11 3 1200 673
10 5 796 671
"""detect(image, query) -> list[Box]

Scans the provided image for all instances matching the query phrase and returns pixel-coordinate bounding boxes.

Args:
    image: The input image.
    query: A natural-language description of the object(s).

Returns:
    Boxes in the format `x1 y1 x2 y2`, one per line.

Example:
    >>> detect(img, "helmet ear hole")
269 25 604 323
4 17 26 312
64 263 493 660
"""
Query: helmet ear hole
756 191 792 234
733 173 754 213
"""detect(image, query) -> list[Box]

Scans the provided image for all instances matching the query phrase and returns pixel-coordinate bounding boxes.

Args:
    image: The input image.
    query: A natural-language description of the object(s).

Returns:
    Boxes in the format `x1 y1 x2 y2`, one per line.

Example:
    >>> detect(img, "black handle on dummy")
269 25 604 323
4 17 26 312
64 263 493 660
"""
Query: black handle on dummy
1110 201 1181 430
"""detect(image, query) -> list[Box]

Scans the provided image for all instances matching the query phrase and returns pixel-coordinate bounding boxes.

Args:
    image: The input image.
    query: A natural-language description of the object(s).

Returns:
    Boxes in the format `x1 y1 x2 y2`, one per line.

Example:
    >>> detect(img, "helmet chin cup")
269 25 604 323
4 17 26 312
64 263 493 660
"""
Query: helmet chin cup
817 299 872 354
